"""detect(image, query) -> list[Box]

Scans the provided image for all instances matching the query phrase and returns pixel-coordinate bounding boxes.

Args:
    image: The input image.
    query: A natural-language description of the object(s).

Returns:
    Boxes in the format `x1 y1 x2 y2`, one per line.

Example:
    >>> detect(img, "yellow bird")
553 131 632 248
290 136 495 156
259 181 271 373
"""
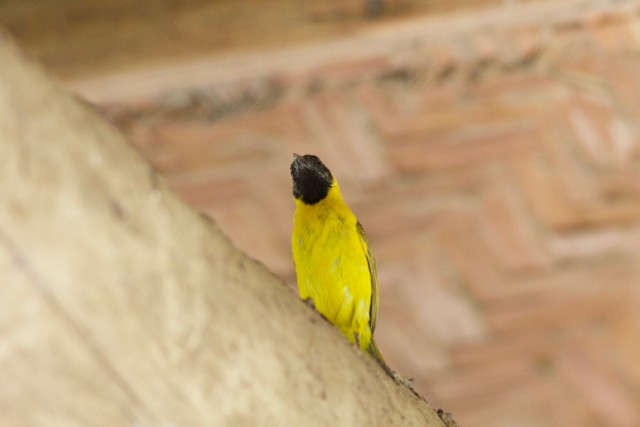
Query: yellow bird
290 153 384 363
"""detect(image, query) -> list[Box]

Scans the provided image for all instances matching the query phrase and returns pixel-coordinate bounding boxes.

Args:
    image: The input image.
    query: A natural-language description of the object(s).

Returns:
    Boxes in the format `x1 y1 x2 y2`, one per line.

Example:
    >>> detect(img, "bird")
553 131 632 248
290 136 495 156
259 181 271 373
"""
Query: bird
290 153 385 363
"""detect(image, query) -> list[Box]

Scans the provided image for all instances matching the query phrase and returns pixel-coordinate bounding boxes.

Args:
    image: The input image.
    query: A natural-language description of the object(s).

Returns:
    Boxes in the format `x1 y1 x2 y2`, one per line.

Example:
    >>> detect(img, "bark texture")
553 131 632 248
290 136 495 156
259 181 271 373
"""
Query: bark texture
0 33 445 427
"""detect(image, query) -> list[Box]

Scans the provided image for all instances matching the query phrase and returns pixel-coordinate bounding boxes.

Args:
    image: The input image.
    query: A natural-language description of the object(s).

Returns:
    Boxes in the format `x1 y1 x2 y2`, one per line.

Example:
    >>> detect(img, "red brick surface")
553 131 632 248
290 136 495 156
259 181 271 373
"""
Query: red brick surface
70 1 640 425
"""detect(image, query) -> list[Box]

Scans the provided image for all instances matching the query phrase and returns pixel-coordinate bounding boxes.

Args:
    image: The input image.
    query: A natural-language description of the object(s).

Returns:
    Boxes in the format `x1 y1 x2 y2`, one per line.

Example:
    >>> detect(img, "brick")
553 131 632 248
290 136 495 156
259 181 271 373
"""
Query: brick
557 344 640 426
56 2 640 425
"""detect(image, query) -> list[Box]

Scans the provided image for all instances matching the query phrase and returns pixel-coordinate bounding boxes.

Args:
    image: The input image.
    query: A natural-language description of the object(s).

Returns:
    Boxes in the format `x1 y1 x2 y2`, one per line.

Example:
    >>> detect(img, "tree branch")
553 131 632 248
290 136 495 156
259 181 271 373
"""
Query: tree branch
0 31 446 426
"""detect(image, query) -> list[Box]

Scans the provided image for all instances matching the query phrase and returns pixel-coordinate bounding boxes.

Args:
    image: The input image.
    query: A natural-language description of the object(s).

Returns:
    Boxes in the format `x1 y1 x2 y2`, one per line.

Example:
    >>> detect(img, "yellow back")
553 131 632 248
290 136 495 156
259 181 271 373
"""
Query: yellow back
292 181 375 351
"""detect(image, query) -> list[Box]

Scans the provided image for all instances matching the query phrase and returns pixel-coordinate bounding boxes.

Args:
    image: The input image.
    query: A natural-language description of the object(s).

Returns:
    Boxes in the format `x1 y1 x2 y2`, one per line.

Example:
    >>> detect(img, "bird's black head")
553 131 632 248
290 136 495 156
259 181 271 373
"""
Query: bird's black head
290 154 334 205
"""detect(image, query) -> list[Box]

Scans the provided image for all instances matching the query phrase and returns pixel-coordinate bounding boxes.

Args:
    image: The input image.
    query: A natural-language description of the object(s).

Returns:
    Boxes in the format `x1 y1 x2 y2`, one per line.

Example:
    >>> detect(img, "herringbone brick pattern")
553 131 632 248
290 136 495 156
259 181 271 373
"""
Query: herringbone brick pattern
69 1 640 425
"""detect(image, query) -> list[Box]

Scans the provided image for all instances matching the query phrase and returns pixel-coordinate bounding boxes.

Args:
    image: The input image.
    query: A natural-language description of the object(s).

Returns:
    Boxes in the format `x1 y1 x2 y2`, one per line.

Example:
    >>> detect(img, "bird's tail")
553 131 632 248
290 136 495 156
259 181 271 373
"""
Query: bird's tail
367 336 386 364
368 337 413 386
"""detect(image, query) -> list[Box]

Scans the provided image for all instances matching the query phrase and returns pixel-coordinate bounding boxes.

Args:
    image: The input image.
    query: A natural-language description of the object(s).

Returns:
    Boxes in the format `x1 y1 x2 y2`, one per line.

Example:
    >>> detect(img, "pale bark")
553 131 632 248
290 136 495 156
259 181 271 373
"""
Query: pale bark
0 32 445 427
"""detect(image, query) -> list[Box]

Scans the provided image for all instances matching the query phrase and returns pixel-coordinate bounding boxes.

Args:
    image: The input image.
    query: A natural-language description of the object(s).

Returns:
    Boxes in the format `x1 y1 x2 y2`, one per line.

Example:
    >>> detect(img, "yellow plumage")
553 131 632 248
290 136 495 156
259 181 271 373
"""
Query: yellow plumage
290 154 383 362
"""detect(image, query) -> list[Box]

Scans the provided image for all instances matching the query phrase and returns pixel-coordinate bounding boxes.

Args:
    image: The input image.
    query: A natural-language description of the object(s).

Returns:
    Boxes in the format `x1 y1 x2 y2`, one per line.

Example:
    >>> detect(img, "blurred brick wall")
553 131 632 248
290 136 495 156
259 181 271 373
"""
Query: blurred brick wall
68 1 640 426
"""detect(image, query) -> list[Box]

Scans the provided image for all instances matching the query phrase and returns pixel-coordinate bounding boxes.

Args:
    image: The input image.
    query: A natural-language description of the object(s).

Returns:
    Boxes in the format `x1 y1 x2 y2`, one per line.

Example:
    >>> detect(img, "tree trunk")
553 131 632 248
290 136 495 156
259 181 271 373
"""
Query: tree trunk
0 31 445 426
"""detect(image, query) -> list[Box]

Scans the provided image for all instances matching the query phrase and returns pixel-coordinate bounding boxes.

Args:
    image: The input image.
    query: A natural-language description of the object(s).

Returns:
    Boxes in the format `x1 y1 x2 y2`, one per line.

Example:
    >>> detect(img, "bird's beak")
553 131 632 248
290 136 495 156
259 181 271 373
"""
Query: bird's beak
292 153 304 172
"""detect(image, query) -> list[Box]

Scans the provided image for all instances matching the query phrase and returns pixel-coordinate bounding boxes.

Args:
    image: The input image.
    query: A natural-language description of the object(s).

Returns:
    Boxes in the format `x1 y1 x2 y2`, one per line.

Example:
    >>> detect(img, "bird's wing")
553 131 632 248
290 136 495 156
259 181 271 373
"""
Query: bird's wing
356 221 379 333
